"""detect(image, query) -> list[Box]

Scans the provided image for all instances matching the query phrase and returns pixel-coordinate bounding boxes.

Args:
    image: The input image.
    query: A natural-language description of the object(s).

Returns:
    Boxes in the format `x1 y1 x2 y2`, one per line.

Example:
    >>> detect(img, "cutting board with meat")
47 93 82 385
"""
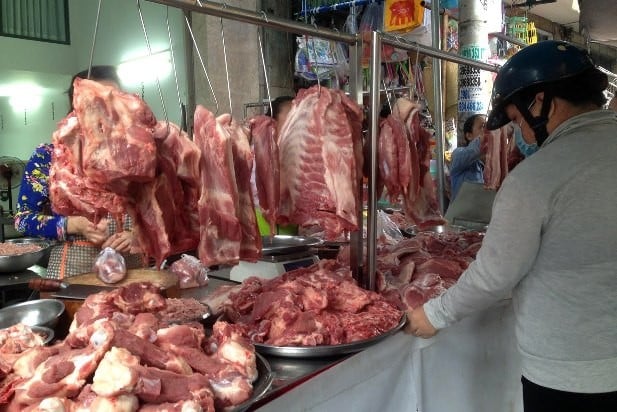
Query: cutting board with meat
40 269 180 327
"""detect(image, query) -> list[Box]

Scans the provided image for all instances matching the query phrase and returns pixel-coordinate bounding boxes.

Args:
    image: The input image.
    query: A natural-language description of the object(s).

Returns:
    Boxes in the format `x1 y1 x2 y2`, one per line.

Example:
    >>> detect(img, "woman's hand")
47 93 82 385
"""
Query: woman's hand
67 216 109 245
404 306 438 339
102 231 133 254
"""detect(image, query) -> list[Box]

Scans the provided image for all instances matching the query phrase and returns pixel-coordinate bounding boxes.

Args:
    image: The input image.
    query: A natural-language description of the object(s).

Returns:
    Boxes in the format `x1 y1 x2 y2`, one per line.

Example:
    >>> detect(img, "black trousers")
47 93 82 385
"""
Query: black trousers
522 376 617 412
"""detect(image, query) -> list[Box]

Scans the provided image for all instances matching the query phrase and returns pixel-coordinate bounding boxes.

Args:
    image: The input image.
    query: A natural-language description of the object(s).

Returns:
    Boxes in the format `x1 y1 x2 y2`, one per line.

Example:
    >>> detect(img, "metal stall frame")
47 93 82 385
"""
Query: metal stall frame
145 0 366 283
144 0 502 291
366 31 500 289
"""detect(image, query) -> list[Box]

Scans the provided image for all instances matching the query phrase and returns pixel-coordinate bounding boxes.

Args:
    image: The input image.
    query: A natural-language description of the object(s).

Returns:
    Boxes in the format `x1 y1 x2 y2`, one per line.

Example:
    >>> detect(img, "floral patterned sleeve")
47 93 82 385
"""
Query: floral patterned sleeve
14 143 68 240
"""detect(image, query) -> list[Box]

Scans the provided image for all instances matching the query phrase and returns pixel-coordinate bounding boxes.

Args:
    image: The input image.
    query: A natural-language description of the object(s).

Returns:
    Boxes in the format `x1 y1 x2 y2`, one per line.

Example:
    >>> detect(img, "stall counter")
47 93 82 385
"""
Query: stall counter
254 299 523 412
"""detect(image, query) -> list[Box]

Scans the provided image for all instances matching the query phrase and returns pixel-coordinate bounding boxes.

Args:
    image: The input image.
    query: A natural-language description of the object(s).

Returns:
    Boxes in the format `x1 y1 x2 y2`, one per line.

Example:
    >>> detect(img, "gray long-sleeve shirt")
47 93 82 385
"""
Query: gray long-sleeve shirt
425 110 617 393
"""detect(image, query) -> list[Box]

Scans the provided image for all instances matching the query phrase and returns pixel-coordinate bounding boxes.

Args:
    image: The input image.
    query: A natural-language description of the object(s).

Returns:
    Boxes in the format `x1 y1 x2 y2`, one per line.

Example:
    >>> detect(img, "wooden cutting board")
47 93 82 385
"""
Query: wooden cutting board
65 268 179 295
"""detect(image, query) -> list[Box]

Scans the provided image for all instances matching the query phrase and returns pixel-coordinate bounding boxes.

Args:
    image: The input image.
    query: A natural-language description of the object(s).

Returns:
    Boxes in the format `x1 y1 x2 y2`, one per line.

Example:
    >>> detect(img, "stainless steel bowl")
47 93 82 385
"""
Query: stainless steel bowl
406 224 468 236
0 239 52 273
0 299 65 329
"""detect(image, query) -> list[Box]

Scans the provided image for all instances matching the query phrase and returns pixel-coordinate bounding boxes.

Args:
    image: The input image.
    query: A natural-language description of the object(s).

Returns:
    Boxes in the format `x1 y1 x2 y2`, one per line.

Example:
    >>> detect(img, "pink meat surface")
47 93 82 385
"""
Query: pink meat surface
277 86 363 240
72 78 157 187
249 115 280 236
194 106 261 266
483 126 509 190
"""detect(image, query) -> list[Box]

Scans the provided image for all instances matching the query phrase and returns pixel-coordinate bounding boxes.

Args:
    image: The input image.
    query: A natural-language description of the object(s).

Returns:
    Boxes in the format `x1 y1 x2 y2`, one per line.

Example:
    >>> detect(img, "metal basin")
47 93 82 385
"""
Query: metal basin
0 299 65 329
404 224 468 236
0 239 52 273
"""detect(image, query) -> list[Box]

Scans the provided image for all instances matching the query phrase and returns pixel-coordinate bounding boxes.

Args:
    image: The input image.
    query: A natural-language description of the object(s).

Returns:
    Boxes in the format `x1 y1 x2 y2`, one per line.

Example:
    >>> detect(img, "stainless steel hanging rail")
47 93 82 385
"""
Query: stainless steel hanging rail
145 0 357 44
380 32 500 73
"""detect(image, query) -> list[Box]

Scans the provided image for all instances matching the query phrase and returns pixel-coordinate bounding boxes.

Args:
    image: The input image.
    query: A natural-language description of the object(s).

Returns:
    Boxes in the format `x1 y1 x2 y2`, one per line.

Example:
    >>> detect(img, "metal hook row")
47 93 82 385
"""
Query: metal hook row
137 0 169 129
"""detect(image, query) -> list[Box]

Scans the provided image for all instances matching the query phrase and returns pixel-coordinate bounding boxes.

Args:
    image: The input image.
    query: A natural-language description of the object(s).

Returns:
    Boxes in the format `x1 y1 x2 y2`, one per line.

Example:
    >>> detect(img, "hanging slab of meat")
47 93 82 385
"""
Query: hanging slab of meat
378 115 410 202
72 78 157 187
49 114 127 222
194 106 261 267
128 121 201 267
277 86 363 240
249 115 280 236
378 98 421 203
401 106 446 229
49 79 201 267
483 125 510 190
229 118 262 262
194 106 240 266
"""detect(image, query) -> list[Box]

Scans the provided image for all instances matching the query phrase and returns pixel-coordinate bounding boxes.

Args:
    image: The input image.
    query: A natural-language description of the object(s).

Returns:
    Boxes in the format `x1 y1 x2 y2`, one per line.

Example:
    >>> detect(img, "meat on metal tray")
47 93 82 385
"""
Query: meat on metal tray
260 235 322 256
252 314 407 358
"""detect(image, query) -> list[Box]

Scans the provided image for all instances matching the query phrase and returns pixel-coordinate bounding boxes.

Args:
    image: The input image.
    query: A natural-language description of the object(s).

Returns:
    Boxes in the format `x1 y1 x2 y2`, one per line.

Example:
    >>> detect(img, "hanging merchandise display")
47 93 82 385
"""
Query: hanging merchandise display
294 35 338 81
383 0 425 33
507 16 537 45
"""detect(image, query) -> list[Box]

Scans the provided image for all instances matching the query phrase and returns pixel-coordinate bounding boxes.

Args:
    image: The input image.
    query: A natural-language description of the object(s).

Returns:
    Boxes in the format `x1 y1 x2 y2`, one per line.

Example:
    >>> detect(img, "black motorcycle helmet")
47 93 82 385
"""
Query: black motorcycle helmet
486 40 599 146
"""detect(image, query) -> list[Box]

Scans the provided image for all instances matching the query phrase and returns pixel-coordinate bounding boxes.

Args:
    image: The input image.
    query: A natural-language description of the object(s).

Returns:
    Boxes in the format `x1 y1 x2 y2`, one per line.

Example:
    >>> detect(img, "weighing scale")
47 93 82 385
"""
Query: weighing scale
229 235 322 282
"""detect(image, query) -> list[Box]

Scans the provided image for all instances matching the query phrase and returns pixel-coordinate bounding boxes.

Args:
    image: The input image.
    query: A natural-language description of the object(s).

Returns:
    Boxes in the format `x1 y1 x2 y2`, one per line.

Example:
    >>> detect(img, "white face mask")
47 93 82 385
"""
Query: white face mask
513 124 539 157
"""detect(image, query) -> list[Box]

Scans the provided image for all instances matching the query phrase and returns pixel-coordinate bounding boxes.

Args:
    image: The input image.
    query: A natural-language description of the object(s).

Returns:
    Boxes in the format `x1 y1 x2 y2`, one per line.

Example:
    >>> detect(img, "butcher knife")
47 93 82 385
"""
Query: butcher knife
28 278 116 300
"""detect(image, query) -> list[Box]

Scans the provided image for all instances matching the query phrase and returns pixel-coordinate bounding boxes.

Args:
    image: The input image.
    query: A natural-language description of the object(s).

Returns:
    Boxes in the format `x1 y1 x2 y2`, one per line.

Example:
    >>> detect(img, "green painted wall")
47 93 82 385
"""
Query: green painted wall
0 0 188 214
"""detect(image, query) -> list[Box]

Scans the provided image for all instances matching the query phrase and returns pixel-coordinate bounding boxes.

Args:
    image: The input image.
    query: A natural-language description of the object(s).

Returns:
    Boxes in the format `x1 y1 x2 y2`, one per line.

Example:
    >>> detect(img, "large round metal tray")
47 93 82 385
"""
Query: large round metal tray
253 314 406 358
261 235 322 256
230 352 273 412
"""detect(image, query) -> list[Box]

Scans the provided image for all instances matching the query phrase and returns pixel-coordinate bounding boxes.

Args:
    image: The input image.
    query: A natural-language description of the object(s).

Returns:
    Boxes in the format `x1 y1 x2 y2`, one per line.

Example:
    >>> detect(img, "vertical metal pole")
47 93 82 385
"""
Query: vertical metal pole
366 31 381 291
348 38 364 284
430 0 446 213
183 10 196 134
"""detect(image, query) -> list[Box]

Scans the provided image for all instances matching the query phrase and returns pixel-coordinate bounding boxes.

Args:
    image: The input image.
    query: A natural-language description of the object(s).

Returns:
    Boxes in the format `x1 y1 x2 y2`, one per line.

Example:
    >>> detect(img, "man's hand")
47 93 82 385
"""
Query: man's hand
404 306 438 339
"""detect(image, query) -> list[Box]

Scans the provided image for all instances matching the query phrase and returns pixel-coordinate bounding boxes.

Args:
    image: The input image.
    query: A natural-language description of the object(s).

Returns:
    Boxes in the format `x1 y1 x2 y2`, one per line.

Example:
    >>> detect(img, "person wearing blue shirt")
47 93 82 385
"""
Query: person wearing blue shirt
449 114 486 200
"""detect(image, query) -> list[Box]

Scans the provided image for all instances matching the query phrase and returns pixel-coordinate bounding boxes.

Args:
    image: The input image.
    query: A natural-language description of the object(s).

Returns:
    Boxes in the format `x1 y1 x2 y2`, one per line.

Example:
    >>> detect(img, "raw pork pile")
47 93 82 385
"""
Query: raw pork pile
372 230 484 310
378 98 445 229
0 283 258 411
208 260 403 347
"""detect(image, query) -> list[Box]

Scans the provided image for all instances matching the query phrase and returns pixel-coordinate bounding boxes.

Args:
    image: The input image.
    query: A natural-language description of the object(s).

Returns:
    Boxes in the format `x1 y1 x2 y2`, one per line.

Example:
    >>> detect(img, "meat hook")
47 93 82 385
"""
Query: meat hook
412 47 421 103
165 6 185 131
87 0 103 80
309 21 322 97
219 2 233 118
257 13 272 117
136 0 169 126
185 13 220 114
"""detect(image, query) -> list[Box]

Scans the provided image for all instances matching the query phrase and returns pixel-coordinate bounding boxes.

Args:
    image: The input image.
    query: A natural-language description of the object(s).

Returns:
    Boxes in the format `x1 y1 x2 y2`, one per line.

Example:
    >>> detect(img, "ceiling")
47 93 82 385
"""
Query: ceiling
506 0 580 29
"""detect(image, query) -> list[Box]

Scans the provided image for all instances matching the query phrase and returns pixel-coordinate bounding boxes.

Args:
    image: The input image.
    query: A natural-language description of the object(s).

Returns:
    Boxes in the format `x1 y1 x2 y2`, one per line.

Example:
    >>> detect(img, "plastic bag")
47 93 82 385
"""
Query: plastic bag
377 210 405 244
169 254 209 289
94 247 127 284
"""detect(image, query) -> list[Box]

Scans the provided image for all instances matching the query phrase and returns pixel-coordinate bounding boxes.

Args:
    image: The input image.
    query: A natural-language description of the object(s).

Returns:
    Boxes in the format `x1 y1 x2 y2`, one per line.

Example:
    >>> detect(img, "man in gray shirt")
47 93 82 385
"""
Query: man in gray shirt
406 40 617 411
